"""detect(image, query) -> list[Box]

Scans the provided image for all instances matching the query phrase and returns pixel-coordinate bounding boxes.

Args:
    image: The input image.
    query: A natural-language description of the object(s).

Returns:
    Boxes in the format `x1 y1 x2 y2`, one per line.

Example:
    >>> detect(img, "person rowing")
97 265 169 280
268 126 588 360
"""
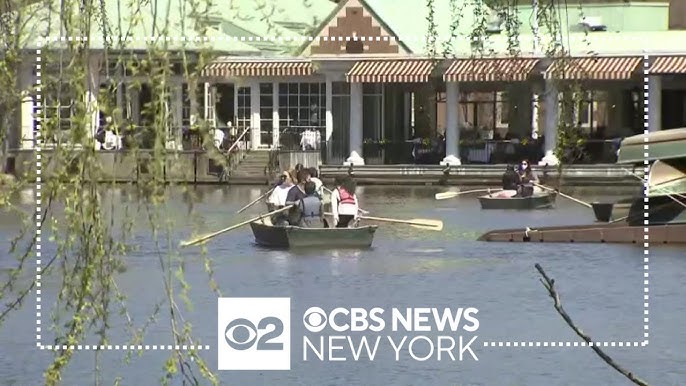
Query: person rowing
266 170 295 225
330 176 360 228
284 170 310 225
518 159 539 197
297 181 324 228
494 164 521 198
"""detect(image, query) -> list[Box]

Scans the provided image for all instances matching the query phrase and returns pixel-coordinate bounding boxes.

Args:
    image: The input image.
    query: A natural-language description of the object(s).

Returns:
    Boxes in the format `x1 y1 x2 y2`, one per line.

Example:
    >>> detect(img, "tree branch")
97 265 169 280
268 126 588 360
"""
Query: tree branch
534 263 650 386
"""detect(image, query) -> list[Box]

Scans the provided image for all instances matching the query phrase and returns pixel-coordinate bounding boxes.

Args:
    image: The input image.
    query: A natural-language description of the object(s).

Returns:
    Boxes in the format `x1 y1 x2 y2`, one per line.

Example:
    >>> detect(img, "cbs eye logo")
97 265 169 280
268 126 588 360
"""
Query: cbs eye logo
303 307 328 332
224 317 284 351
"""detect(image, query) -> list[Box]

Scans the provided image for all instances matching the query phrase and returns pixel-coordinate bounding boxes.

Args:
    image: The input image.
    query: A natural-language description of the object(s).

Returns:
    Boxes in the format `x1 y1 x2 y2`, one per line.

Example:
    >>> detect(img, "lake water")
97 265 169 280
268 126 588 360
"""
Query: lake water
1 185 684 386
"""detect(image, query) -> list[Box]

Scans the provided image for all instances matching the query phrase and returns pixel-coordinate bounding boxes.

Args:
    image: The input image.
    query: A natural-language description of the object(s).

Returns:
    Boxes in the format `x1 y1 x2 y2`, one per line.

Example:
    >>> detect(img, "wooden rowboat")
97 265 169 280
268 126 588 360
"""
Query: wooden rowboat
478 192 557 210
249 219 378 249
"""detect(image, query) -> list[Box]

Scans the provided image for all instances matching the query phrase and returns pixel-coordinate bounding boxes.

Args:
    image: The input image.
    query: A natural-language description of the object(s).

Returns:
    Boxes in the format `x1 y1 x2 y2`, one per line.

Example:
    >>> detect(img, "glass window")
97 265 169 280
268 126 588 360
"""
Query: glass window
332 82 349 95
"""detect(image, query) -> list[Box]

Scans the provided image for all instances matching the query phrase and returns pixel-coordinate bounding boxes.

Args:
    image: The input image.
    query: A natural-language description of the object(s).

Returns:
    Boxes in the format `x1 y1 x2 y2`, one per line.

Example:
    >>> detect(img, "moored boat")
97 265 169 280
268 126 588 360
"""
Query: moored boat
478 191 557 210
591 197 635 222
249 218 378 249
478 128 686 244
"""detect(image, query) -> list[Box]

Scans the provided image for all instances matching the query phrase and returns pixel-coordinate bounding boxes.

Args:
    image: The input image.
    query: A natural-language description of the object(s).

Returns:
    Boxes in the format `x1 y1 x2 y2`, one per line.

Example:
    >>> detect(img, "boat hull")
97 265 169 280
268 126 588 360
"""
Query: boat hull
478 192 557 210
477 222 686 244
479 194 686 244
591 197 635 222
250 221 377 249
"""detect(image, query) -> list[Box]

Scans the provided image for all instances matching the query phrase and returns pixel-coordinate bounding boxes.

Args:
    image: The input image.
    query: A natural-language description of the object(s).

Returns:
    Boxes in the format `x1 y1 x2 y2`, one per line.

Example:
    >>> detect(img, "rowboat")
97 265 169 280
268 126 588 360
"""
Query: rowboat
478 191 557 210
249 218 378 249
591 197 635 222
478 128 686 244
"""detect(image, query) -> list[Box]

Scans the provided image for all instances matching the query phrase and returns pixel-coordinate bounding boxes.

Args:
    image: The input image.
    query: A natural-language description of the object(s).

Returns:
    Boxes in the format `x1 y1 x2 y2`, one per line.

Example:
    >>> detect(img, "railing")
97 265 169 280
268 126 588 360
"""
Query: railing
210 126 250 181
360 138 621 165
277 126 330 163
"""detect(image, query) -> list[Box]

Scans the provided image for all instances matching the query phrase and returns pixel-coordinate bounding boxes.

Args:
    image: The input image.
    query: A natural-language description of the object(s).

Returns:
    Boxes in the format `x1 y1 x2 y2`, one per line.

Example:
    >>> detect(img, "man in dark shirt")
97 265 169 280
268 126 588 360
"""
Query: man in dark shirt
285 169 310 225
502 165 521 191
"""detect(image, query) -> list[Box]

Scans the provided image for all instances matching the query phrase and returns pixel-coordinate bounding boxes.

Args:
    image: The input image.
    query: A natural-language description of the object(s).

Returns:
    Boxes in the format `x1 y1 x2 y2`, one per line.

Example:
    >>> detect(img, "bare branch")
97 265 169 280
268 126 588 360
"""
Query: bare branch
535 264 650 386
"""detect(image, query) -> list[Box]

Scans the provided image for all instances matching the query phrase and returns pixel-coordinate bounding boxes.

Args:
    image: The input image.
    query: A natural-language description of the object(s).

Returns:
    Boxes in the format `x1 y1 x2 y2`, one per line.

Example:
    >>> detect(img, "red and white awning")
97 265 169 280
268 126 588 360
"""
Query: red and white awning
202 61 314 77
443 58 539 82
544 56 642 80
346 60 436 83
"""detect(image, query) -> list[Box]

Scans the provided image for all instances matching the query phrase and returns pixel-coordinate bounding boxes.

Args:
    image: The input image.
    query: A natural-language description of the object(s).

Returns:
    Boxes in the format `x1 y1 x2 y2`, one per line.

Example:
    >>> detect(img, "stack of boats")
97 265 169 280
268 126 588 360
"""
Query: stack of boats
478 128 686 244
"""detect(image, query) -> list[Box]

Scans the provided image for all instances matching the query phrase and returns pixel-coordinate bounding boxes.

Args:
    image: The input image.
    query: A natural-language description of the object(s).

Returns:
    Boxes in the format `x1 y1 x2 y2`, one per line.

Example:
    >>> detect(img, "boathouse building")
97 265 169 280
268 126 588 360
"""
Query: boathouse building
8 0 686 167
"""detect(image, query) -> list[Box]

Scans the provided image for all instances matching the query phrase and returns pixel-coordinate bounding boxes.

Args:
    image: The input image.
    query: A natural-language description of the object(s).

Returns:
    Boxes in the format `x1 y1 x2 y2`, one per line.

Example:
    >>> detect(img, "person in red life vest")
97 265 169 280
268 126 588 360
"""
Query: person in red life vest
330 176 360 228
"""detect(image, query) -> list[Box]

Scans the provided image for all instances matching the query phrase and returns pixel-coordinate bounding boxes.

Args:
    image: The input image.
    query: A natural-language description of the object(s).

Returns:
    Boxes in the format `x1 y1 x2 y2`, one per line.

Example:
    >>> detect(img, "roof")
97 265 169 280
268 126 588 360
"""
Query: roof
8 0 685 59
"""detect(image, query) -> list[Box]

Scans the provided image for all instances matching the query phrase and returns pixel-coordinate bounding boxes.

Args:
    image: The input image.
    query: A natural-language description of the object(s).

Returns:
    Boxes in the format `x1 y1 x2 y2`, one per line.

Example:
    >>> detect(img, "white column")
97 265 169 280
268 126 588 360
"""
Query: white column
86 54 101 144
648 75 662 132
250 81 260 150
272 81 279 148
345 82 364 165
539 80 559 165
403 92 411 139
531 93 540 139
116 81 125 124
172 79 183 130
19 64 35 149
189 81 198 128
441 82 461 165
325 76 333 142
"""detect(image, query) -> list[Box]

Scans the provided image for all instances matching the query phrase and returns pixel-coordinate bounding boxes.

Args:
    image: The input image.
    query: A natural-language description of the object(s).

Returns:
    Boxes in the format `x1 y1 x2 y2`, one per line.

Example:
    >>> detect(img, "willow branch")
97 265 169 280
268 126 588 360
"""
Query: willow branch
535 264 649 386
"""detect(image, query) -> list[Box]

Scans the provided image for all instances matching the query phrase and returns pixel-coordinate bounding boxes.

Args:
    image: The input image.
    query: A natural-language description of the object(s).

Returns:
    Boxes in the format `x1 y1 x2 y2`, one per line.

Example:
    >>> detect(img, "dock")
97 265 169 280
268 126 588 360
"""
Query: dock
6 149 642 187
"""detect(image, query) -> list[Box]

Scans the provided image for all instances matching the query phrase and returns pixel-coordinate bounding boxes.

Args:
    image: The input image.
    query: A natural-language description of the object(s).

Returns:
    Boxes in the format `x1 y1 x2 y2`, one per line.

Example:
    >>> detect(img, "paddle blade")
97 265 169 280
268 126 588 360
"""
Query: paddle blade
407 219 444 231
435 191 459 200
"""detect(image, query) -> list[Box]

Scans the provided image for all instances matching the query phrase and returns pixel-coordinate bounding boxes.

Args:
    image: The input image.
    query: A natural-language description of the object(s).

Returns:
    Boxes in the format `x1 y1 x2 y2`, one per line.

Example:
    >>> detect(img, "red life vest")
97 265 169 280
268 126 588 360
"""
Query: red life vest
337 187 355 205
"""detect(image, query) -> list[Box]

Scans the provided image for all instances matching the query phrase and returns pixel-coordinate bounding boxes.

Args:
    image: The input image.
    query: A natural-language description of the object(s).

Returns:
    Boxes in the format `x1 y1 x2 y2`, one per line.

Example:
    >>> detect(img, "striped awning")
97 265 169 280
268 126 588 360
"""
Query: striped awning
649 56 686 74
443 58 539 82
544 56 642 80
202 61 314 77
346 60 436 83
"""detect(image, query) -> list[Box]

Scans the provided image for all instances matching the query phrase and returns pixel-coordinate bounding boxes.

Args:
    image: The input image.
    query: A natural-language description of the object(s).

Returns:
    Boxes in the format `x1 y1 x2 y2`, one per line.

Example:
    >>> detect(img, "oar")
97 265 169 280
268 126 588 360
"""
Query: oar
359 215 443 231
435 189 501 200
237 187 275 214
180 205 293 247
322 186 370 215
534 183 592 208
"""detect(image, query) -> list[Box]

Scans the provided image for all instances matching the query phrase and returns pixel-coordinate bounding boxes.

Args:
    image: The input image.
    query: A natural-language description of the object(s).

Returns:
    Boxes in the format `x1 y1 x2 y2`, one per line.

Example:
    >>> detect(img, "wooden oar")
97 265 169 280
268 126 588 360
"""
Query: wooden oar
358 215 443 231
435 189 501 200
180 205 293 247
534 183 592 208
237 187 275 214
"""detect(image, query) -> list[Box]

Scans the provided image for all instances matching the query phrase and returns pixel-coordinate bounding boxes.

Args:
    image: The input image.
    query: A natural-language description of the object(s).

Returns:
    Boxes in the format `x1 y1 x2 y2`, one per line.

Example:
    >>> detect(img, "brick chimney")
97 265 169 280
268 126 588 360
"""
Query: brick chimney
670 0 686 29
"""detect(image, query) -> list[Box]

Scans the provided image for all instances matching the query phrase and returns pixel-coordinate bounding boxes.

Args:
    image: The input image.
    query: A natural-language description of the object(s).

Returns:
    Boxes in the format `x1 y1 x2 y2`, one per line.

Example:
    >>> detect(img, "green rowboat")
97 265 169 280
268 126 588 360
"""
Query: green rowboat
250 219 377 249
478 192 557 210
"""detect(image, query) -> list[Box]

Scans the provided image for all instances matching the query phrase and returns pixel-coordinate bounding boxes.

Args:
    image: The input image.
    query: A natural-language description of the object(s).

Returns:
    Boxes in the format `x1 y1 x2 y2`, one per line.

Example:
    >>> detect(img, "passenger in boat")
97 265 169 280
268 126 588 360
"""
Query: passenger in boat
502 165 521 191
307 167 325 199
285 170 310 225
518 159 539 197
267 171 294 225
331 176 360 228
298 181 324 228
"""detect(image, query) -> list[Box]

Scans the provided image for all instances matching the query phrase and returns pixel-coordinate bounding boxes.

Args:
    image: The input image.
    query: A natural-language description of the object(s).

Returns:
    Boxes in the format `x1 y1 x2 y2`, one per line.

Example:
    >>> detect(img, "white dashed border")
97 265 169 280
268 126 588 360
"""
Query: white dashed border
485 56 652 349
33 40 210 352
34 35 654 351
642 54 650 347
35 48 42 348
